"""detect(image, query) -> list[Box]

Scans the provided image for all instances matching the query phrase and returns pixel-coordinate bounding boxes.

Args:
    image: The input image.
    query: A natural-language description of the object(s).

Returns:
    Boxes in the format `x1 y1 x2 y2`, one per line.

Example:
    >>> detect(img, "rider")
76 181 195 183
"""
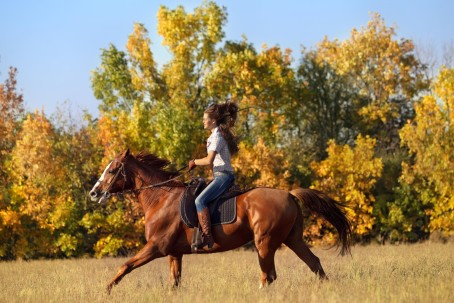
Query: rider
188 101 239 250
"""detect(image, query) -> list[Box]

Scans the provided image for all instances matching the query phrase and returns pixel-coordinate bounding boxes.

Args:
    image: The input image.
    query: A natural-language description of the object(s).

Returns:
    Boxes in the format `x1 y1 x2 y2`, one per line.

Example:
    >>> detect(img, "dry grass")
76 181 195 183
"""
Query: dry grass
0 242 453 303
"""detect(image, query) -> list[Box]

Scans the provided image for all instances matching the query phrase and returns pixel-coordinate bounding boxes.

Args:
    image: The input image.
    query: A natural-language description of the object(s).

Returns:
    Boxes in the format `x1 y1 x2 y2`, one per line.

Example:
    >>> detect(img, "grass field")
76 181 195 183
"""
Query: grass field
0 242 453 303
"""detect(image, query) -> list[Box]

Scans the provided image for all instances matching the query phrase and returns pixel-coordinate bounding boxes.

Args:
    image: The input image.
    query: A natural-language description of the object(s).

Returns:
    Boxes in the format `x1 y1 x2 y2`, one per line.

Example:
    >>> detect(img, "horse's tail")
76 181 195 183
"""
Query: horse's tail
289 188 353 256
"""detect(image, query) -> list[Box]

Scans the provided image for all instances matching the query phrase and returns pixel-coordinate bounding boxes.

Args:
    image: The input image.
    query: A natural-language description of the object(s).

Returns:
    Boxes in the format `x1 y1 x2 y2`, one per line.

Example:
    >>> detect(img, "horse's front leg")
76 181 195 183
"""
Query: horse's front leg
168 254 183 287
107 241 164 294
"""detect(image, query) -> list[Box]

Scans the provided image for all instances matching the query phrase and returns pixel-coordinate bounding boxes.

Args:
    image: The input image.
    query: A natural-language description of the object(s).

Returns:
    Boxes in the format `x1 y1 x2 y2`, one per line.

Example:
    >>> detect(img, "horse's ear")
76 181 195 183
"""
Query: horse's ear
122 148 130 158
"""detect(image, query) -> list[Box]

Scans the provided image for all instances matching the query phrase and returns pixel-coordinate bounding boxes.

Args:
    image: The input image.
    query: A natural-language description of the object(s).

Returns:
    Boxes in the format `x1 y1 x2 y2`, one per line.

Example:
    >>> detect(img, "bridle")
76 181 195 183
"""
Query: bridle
96 160 127 201
98 159 189 202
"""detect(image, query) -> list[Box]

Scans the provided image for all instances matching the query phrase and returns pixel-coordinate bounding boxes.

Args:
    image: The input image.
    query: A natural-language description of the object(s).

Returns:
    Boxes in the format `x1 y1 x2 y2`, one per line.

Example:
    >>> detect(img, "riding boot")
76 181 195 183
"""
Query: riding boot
197 207 214 251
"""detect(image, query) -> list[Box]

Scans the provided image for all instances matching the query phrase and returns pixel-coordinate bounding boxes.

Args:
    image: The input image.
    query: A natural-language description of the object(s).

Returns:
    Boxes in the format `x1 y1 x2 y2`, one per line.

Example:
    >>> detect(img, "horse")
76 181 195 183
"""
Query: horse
89 149 352 294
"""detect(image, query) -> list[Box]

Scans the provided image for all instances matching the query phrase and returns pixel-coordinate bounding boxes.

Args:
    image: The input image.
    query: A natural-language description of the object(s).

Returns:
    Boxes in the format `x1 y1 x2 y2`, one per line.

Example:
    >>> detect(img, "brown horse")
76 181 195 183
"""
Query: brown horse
89 149 352 294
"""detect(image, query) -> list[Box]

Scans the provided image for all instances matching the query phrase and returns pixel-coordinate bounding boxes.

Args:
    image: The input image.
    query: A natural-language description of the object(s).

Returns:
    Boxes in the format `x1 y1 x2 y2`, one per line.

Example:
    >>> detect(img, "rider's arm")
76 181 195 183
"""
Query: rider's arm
194 151 216 166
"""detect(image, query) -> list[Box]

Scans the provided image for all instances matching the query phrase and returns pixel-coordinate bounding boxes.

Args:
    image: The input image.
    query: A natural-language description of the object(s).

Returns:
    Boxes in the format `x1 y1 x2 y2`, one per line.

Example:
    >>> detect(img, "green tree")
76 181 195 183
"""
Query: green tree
154 2 228 164
91 44 146 161
295 50 357 160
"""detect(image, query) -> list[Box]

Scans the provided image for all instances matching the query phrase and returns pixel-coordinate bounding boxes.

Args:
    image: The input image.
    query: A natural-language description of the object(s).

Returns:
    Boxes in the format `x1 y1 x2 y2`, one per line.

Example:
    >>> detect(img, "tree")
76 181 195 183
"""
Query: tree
295 50 357 160
157 2 226 101
232 138 290 189
5 111 62 258
316 13 428 151
316 13 430 237
311 135 383 241
206 40 297 148
398 67 454 238
154 2 228 164
0 67 24 194
0 67 24 259
91 44 147 161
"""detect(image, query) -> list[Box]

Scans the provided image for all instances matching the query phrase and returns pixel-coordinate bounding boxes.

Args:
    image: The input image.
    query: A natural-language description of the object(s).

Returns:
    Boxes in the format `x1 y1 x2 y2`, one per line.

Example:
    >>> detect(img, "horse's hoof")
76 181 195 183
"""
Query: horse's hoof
318 273 329 281
106 284 113 295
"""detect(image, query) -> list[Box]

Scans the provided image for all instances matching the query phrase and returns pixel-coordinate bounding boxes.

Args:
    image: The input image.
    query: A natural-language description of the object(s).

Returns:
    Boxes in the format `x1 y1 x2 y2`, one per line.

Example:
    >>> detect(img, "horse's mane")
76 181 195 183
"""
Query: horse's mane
134 151 180 181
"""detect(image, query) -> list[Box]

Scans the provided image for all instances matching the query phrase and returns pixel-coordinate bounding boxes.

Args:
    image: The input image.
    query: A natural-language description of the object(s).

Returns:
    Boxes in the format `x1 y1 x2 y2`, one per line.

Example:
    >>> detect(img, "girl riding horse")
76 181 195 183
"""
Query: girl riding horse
188 102 239 251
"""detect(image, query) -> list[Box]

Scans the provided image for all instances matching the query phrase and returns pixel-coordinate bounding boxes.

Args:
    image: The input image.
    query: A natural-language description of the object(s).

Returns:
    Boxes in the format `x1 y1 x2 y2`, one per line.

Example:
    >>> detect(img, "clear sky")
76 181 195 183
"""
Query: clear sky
1 0 453 118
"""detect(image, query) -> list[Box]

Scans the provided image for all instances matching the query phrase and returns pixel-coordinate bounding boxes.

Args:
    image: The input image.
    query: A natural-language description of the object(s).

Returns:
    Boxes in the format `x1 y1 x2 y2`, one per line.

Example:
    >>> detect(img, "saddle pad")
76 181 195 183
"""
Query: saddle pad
179 191 237 228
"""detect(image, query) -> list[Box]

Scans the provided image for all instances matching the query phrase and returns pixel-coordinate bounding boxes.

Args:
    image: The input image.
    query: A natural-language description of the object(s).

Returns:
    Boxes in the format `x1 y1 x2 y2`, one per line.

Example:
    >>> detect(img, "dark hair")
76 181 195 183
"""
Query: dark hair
205 102 239 155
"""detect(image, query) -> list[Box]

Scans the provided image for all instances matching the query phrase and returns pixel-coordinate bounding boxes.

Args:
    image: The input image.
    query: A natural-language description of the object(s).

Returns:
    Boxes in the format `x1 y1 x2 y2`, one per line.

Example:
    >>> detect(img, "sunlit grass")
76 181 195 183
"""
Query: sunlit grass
1 242 452 303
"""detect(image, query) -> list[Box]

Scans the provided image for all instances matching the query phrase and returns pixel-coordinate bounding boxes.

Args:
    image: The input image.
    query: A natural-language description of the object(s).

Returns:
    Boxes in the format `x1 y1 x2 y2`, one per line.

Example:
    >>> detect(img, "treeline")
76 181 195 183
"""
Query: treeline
0 2 453 260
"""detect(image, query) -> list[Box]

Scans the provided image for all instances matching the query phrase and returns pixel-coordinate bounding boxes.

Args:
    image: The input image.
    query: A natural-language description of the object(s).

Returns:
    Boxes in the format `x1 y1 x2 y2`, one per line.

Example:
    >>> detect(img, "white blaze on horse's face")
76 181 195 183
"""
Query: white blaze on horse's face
95 161 113 188
89 161 112 202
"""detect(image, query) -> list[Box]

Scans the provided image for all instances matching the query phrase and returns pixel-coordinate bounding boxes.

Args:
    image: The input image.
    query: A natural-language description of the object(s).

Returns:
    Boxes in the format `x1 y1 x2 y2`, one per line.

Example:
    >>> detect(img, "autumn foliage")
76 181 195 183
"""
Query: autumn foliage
311 136 383 242
0 2 452 259
398 67 454 237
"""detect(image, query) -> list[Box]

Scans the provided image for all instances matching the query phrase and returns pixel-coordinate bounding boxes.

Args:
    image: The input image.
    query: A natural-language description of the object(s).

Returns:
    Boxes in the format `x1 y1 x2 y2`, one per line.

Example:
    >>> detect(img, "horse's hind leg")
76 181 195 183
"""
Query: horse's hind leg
255 236 278 288
284 234 327 279
168 254 182 287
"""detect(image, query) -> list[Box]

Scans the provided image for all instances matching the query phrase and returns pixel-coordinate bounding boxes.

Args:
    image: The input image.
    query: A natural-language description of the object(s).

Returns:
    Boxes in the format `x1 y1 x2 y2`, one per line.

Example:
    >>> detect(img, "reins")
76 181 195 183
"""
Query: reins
129 168 190 194
104 163 190 200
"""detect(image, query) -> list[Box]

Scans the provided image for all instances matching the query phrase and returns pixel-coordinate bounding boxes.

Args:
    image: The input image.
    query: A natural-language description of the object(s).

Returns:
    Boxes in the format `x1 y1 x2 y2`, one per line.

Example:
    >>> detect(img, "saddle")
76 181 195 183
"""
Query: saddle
179 177 244 228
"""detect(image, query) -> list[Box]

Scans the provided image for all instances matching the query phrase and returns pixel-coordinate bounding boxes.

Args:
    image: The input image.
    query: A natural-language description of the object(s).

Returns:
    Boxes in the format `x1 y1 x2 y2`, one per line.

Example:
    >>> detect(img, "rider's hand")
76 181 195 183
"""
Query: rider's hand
188 159 196 171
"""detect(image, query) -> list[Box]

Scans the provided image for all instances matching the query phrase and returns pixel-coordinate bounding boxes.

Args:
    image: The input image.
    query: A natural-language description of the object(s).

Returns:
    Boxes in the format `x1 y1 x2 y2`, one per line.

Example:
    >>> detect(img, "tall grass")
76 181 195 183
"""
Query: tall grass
0 243 452 303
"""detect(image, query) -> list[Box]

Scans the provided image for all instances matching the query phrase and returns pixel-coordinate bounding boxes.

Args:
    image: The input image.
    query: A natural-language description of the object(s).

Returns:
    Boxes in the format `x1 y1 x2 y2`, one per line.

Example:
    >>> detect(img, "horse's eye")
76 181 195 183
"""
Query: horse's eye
108 169 116 174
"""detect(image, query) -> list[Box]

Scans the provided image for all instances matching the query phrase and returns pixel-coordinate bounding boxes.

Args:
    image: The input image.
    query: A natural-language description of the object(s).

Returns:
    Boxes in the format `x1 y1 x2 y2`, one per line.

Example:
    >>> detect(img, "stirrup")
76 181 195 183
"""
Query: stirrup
191 226 201 253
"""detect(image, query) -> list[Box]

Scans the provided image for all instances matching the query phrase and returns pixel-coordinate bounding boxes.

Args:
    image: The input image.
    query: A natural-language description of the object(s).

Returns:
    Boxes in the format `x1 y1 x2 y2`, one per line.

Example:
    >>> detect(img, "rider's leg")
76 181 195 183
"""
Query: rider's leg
194 171 234 250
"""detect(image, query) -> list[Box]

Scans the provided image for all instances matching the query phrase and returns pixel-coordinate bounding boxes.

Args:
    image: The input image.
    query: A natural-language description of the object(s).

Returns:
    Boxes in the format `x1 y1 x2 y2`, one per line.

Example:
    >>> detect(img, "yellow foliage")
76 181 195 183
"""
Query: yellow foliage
0 67 24 164
0 208 28 259
316 13 420 124
0 208 21 228
126 23 163 101
94 235 125 258
400 67 454 235
97 115 128 166
5 110 84 257
311 135 383 237
11 111 56 180
232 138 290 189
157 2 226 98
10 111 63 229
55 233 78 257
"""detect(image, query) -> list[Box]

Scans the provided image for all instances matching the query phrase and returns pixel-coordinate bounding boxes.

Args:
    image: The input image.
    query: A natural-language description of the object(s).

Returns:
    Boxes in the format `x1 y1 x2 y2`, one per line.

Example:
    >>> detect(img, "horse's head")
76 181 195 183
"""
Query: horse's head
89 149 134 204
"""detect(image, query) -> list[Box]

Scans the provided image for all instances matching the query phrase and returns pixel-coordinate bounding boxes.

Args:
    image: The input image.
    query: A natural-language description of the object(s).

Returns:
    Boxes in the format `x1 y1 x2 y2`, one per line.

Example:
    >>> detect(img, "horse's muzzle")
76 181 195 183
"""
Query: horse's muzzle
98 192 111 204
90 188 111 204
89 190 101 202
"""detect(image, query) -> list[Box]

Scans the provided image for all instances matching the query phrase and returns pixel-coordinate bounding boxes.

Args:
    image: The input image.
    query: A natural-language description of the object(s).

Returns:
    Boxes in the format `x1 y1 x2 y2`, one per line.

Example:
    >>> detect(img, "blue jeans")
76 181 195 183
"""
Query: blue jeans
195 171 235 212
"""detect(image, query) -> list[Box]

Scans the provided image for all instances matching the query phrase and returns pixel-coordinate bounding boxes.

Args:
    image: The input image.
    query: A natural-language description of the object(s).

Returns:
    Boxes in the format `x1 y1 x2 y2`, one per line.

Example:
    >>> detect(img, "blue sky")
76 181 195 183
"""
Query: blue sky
1 0 453 118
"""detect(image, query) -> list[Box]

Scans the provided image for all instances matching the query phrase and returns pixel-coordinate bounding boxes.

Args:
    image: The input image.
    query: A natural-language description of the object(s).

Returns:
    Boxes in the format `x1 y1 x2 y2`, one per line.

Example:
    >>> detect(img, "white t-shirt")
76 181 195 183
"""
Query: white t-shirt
207 127 233 173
